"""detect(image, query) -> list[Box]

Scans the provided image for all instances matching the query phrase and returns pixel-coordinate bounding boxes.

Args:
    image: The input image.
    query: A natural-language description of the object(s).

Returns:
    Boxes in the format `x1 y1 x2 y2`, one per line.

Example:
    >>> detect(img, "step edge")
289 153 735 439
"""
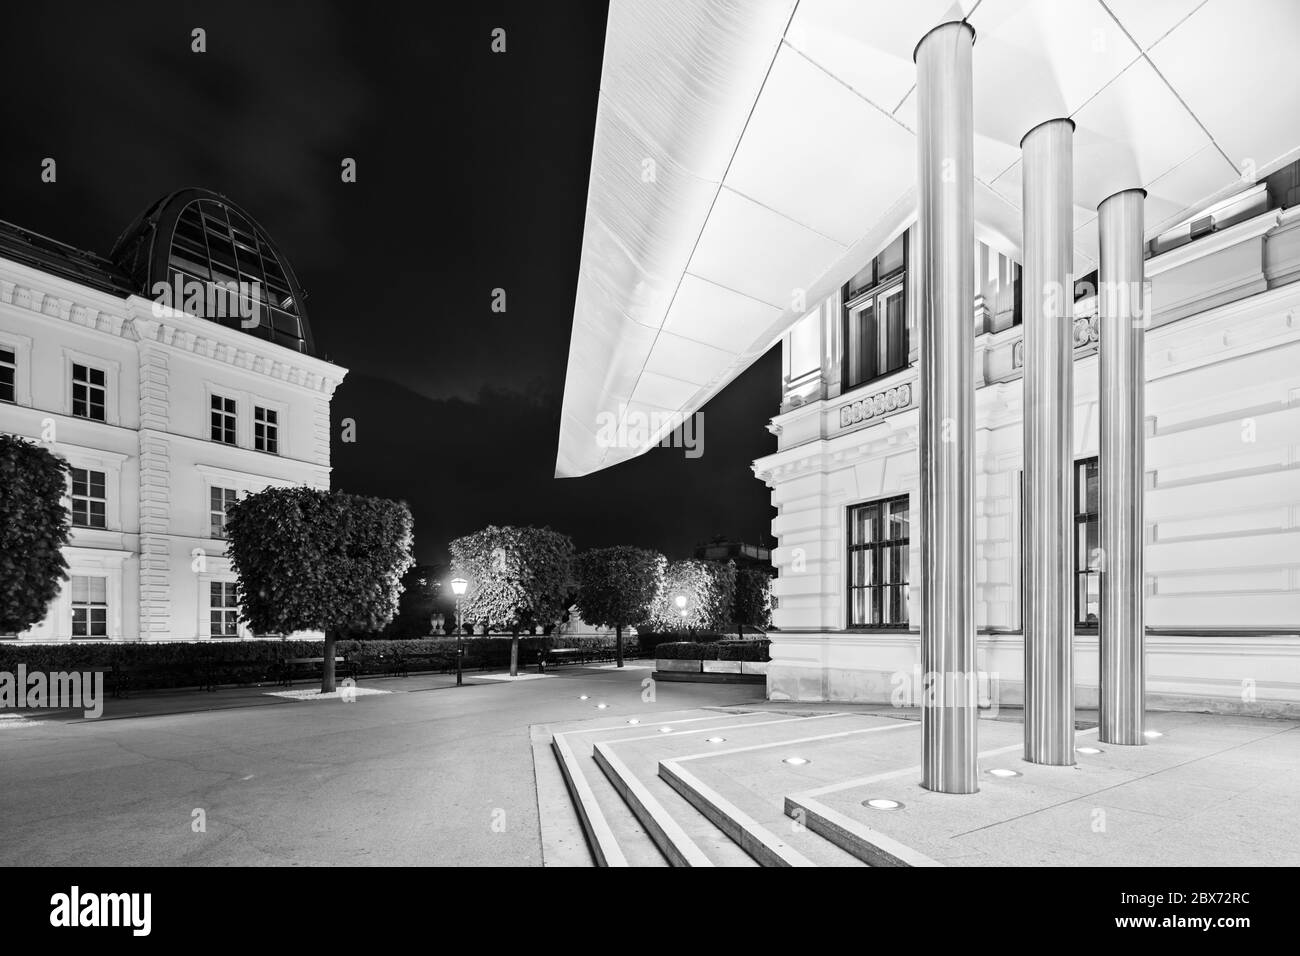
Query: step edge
551 731 630 867
783 794 944 867
593 741 715 867
659 758 818 867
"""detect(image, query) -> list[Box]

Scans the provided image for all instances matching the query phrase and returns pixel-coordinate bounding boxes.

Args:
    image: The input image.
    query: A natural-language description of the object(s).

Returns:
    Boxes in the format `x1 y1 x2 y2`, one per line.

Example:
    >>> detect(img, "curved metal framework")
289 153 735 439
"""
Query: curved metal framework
111 188 315 355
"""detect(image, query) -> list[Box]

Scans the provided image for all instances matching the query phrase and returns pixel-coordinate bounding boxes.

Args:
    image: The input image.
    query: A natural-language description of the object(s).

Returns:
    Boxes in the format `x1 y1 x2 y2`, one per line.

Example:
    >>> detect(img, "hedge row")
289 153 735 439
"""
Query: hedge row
0 635 641 691
655 640 771 662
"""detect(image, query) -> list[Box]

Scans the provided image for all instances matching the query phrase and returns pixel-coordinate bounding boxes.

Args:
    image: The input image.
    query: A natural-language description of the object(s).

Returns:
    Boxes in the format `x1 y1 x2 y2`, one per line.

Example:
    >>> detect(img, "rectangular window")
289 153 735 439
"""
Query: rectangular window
71 575 108 639
0 347 15 403
254 406 279 454
210 487 237 538
1075 457 1101 628
72 364 106 421
70 468 107 529
847 495 909 628
210 394 237 444
210 581 240 638
842 230 908 393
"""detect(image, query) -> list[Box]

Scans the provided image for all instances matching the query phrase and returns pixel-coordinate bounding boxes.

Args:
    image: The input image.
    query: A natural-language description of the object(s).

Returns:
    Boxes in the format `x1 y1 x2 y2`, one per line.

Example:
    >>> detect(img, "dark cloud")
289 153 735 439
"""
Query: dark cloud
1 0 778 563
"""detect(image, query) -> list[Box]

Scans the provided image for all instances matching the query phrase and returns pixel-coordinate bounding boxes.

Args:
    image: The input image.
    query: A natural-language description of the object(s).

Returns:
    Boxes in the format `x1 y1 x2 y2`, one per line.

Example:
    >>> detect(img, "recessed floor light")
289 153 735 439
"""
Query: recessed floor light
1076 746 1103 755
782 757 810 766
578 695 589 701
705 736 726 743
1144 730 1163 739
626 718 639 725
863 798 904 810
658 727 673 734
595 703 608 709
986 768 1021 778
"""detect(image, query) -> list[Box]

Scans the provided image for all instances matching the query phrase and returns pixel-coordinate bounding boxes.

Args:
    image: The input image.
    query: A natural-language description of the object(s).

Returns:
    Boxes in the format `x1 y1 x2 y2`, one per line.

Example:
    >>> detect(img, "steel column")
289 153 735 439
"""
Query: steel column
915 20 978 794
1021 118 1076 766
1098 188 1147 745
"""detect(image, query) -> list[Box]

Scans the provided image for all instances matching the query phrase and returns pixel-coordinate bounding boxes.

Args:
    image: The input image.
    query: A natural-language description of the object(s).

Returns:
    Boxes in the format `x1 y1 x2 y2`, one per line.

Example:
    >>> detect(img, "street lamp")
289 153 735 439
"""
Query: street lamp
451 577 468 687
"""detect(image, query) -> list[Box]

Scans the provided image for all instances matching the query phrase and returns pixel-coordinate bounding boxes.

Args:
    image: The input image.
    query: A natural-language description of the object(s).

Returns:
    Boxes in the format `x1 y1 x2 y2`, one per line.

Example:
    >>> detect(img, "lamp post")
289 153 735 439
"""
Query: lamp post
451 577 468 687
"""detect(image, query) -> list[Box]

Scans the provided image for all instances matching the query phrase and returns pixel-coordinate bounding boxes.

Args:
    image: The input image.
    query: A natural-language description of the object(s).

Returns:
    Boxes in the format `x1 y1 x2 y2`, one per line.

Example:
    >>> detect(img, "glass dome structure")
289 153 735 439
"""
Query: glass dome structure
110 188 315 355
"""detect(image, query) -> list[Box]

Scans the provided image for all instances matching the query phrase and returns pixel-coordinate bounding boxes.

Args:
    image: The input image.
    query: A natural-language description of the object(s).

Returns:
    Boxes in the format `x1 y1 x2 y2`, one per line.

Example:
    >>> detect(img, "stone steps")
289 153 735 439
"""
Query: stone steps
551 706 919 866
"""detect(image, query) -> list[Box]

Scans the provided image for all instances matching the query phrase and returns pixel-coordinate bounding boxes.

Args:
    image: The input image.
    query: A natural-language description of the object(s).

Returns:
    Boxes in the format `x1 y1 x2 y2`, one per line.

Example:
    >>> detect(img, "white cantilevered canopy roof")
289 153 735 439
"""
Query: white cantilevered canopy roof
556 0 1300 478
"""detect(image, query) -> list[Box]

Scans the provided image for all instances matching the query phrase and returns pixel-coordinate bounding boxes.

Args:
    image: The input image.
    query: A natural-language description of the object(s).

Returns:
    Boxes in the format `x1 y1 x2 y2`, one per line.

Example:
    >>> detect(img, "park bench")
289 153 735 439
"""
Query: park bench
276 656 357 687
545 647 586 668
385 652 455 678
112 661 216 698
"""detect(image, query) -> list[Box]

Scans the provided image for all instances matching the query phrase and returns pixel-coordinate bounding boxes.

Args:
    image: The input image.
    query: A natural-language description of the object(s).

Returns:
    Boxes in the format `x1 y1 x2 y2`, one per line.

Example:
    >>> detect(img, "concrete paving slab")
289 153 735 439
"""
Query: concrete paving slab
790 712 1299 866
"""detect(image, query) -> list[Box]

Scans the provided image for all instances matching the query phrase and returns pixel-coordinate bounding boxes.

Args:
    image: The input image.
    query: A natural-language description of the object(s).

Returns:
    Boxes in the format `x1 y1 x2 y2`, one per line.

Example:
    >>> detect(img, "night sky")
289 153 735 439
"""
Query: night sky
0 1 778 564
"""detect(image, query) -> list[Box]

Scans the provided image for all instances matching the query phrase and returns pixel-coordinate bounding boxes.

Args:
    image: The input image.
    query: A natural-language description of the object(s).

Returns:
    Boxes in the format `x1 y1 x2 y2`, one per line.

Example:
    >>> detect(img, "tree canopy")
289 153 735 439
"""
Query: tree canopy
448 525 575 633
225 486 414 636
0 435 71 635
645 558 737 632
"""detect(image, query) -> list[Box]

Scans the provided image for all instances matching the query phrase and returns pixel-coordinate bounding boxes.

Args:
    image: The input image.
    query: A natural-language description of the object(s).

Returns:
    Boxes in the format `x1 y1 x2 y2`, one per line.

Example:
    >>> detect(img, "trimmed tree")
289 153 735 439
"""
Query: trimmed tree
732 566 774 637
645 558 737 633
448 525 574 676
0 435 71 636
224 486 414 692
575 546 666 667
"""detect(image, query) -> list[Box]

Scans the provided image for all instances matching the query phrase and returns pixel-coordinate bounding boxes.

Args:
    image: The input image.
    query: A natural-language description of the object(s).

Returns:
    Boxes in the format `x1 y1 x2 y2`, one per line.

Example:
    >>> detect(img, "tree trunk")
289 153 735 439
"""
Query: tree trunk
615 624 624 668
322 628 337 694
510 629 519 677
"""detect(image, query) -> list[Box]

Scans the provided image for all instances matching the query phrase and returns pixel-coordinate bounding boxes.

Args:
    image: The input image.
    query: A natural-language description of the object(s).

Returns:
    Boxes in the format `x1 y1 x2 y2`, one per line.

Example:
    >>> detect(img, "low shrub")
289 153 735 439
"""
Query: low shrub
0 632 645 692
655 640 770 662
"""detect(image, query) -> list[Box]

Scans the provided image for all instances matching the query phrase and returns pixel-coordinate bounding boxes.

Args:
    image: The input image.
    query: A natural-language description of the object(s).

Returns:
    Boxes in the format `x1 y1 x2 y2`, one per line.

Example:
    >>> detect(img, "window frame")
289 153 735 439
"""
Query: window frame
253 404 279 454
840 232 909 394
69 467 107 529
210 393 237 445
70 575 108 640
846 493 910 630
209 486 238 539
209 580 240 638
0 345 15 404
71 363 107 422
1074 456 1101 630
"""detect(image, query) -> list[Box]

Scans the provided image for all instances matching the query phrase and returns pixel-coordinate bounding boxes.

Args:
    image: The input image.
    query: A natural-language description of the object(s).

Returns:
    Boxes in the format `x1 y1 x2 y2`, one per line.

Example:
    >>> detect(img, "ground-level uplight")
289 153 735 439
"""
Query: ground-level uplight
705 737 726 743
578 695 589 700
986 768 1021 778
626 718 639 725
782 757 810 766
1076 746 1103 755
863 798 904 810
658 727 673 734
1144 730 1163 739
595 703 608 709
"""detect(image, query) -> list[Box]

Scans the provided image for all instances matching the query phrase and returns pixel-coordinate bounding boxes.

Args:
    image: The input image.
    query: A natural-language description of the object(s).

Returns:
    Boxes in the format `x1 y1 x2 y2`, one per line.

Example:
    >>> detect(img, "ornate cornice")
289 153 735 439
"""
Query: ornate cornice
0 259 346 397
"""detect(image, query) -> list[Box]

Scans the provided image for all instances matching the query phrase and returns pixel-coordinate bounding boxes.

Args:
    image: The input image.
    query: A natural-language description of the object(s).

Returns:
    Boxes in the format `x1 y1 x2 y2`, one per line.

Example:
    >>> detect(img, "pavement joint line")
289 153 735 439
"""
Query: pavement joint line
658 758 819 867
602 711 834 746
556 711 755 738
790 728 1096 799
673 714 916 763
950 722 1299 838
781 728 1103 867
592 714 906 868
593 741 714 867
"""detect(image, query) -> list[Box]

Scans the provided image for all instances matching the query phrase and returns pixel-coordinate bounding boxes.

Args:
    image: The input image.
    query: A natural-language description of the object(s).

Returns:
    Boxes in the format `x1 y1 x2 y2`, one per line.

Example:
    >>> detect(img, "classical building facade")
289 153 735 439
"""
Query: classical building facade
556 1 1300 740
0 188 346 642
756 174 1300 714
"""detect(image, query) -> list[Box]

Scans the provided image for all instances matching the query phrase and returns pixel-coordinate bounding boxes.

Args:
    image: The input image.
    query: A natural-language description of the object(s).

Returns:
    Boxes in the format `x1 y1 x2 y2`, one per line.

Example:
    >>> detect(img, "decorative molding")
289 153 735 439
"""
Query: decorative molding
838 382 912 429
1011 315 1098 369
